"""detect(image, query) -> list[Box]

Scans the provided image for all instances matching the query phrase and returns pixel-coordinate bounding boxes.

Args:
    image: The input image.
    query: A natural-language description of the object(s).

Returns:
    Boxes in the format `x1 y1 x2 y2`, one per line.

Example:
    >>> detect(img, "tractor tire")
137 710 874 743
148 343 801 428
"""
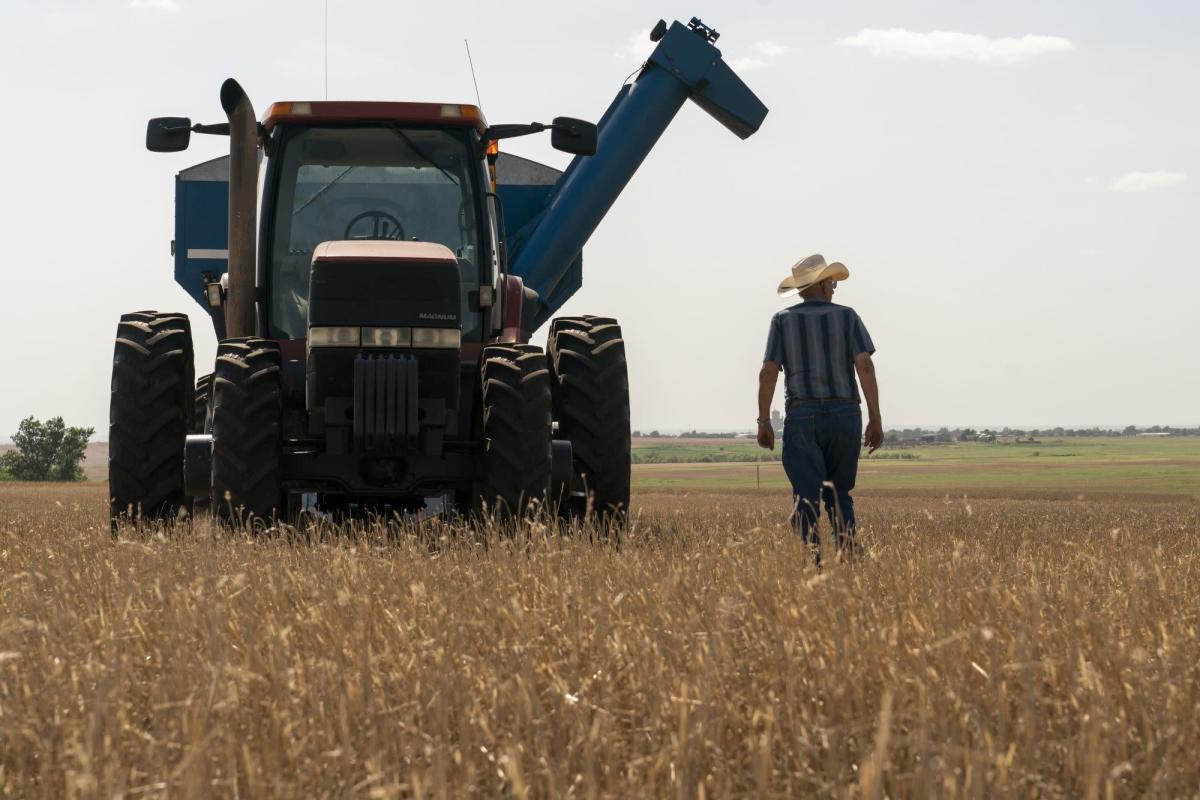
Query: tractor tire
108 311 195 526
192 372 214 434
475 344 552 518
547 315 631 522
210 338 284 528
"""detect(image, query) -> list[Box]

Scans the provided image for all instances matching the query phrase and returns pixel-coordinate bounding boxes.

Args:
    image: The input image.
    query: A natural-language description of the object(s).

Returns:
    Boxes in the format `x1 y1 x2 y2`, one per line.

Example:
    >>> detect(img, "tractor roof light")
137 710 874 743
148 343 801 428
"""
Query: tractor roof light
262 102 485 133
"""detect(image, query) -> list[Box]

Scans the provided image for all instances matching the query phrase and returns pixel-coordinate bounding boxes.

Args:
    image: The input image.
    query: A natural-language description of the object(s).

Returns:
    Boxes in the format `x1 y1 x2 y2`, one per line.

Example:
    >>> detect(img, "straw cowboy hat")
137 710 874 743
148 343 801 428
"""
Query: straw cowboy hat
777 254 850 295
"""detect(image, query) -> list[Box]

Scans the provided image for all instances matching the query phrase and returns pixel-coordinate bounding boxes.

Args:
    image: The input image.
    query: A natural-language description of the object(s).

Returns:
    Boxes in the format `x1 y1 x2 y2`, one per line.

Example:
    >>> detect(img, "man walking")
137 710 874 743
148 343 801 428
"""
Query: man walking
756 254 883 559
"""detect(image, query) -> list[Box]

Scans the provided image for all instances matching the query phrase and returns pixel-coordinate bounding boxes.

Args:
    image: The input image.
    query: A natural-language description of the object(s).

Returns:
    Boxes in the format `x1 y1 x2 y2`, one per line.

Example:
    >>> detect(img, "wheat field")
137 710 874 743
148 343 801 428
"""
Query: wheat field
1 482 1198 798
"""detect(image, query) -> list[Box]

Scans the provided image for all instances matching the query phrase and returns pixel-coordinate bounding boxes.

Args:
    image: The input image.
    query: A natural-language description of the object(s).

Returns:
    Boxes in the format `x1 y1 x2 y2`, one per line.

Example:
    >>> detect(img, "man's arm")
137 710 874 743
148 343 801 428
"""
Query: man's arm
757 361 781 450
854 352 883 453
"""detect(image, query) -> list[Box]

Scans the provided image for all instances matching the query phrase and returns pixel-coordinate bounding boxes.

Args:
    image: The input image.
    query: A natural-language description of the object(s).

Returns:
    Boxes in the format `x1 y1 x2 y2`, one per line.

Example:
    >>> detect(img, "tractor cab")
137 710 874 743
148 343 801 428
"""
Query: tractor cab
257 103 497 343
135 88 608 519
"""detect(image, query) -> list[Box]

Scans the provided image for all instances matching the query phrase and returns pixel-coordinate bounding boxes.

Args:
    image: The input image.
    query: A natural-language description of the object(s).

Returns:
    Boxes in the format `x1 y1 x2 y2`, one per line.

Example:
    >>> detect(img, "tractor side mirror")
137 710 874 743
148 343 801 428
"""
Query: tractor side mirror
550 117 597 156
146 117 192 152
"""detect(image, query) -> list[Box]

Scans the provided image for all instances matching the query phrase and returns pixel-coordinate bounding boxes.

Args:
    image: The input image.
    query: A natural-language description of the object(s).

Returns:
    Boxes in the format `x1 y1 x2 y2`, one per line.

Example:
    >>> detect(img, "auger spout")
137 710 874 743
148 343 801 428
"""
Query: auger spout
508 18 768 328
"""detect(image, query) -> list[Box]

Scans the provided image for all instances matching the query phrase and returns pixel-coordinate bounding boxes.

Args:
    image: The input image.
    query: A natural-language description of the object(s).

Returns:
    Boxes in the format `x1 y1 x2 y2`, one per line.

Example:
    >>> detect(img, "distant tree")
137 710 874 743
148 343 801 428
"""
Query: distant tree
0 416 94 481
1123 425 1138 436
958 428 977 442
646 430 660 438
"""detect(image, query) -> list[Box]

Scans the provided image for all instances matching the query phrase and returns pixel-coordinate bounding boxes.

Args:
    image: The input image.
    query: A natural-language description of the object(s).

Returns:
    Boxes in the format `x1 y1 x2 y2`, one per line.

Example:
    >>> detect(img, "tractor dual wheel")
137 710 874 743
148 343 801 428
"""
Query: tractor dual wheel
192 372 214 435
210 338 284 528
475 344 553 518
188 372 215 515
108 311 195 527
547 315 631 522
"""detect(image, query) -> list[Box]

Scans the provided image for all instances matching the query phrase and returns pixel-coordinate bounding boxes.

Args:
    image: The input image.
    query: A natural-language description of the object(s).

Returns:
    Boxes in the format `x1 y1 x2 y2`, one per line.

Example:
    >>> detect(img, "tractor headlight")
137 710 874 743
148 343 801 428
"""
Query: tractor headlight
411 328 461 349
309 326 360 347
308 326 459 349
362 327 412 348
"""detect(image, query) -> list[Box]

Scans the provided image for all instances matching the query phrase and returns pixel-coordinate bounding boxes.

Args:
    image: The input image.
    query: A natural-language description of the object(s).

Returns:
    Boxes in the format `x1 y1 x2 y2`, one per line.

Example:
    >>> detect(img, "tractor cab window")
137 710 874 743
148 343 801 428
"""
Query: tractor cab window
268 125 484 340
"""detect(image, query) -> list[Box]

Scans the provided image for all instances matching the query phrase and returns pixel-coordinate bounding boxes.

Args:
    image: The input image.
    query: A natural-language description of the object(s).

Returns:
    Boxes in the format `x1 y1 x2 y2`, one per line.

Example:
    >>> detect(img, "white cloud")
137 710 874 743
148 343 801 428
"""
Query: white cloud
753 41 791 58
1110 171 1187 193
614 29 655 63
130 0 180 9
728 57 769 72
837 28 1072 64
725 41 790 72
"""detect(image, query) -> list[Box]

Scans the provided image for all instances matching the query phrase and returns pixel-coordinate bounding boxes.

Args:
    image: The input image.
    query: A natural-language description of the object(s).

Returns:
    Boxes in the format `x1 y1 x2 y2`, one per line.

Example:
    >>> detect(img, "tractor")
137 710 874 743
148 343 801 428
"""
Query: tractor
109 17 767 526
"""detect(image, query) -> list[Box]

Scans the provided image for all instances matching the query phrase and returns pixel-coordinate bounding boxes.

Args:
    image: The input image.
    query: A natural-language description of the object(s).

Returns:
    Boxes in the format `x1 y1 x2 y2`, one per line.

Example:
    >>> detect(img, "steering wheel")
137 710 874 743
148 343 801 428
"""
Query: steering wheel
344 210 406 241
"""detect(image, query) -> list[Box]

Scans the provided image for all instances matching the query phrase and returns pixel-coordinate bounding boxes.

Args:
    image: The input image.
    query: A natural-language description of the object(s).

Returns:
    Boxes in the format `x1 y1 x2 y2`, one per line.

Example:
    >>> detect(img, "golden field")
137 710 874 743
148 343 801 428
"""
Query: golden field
1 481 1198 798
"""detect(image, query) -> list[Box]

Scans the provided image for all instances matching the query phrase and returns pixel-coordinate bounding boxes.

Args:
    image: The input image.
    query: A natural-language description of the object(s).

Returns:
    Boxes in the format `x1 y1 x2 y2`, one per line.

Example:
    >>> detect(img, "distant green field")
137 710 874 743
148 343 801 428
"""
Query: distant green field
632 436 1200 496
633 437 779 463
76 437 1200 496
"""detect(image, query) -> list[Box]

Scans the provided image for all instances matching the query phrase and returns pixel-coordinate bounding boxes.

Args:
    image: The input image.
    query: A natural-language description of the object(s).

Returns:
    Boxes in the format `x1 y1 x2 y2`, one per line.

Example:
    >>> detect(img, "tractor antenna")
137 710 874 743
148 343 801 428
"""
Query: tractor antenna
464 39 483 108
324 0 329 99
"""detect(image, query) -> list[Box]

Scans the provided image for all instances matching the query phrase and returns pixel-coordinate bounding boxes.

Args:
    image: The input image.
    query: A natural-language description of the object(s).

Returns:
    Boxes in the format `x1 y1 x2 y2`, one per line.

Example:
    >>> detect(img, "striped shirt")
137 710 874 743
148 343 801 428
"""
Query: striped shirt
764 300 875 404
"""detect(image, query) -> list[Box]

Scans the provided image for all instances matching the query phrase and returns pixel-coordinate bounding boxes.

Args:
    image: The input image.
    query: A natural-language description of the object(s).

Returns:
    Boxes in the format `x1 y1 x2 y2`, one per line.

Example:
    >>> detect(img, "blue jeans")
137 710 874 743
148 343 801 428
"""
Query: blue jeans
781 401 862 556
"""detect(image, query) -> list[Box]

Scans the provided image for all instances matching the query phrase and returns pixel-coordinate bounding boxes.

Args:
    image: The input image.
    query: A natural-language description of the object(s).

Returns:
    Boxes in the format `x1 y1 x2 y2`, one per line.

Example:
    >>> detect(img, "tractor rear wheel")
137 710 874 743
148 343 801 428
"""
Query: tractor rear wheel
547 315 631 522
475 344 552 518
210 338 284 528
108 311 195 527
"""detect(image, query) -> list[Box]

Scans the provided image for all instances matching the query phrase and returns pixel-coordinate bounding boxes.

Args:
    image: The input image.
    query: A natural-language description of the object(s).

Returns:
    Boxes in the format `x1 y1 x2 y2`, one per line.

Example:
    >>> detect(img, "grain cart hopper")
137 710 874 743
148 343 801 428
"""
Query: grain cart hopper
108 17 767 526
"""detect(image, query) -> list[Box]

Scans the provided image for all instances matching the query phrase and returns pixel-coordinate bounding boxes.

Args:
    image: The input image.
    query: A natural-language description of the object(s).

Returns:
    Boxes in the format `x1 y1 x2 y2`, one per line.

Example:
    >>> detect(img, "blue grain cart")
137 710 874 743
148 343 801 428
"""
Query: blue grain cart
109 17 767 527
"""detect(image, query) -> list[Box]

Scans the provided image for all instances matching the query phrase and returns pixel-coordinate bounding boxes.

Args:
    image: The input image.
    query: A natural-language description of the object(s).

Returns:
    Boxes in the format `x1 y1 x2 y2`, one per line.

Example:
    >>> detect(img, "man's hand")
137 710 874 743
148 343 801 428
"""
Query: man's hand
757 362 781 450
757 421 775 450
854 353 883 454
864 418 884 454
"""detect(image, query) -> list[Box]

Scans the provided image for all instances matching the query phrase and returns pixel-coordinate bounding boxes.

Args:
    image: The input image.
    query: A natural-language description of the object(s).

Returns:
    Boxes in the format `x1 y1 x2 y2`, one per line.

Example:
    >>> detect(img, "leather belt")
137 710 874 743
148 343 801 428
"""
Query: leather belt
788 397 858 409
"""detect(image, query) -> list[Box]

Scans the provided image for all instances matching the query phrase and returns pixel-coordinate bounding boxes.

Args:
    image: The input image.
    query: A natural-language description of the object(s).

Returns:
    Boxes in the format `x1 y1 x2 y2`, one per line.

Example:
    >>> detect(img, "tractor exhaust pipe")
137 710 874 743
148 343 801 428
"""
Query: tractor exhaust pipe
220 78 258 339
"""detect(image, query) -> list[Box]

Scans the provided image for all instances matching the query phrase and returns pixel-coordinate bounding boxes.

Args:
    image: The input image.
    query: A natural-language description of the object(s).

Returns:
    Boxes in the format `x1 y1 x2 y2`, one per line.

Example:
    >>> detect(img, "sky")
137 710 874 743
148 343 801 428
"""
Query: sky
0 0 1196 438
